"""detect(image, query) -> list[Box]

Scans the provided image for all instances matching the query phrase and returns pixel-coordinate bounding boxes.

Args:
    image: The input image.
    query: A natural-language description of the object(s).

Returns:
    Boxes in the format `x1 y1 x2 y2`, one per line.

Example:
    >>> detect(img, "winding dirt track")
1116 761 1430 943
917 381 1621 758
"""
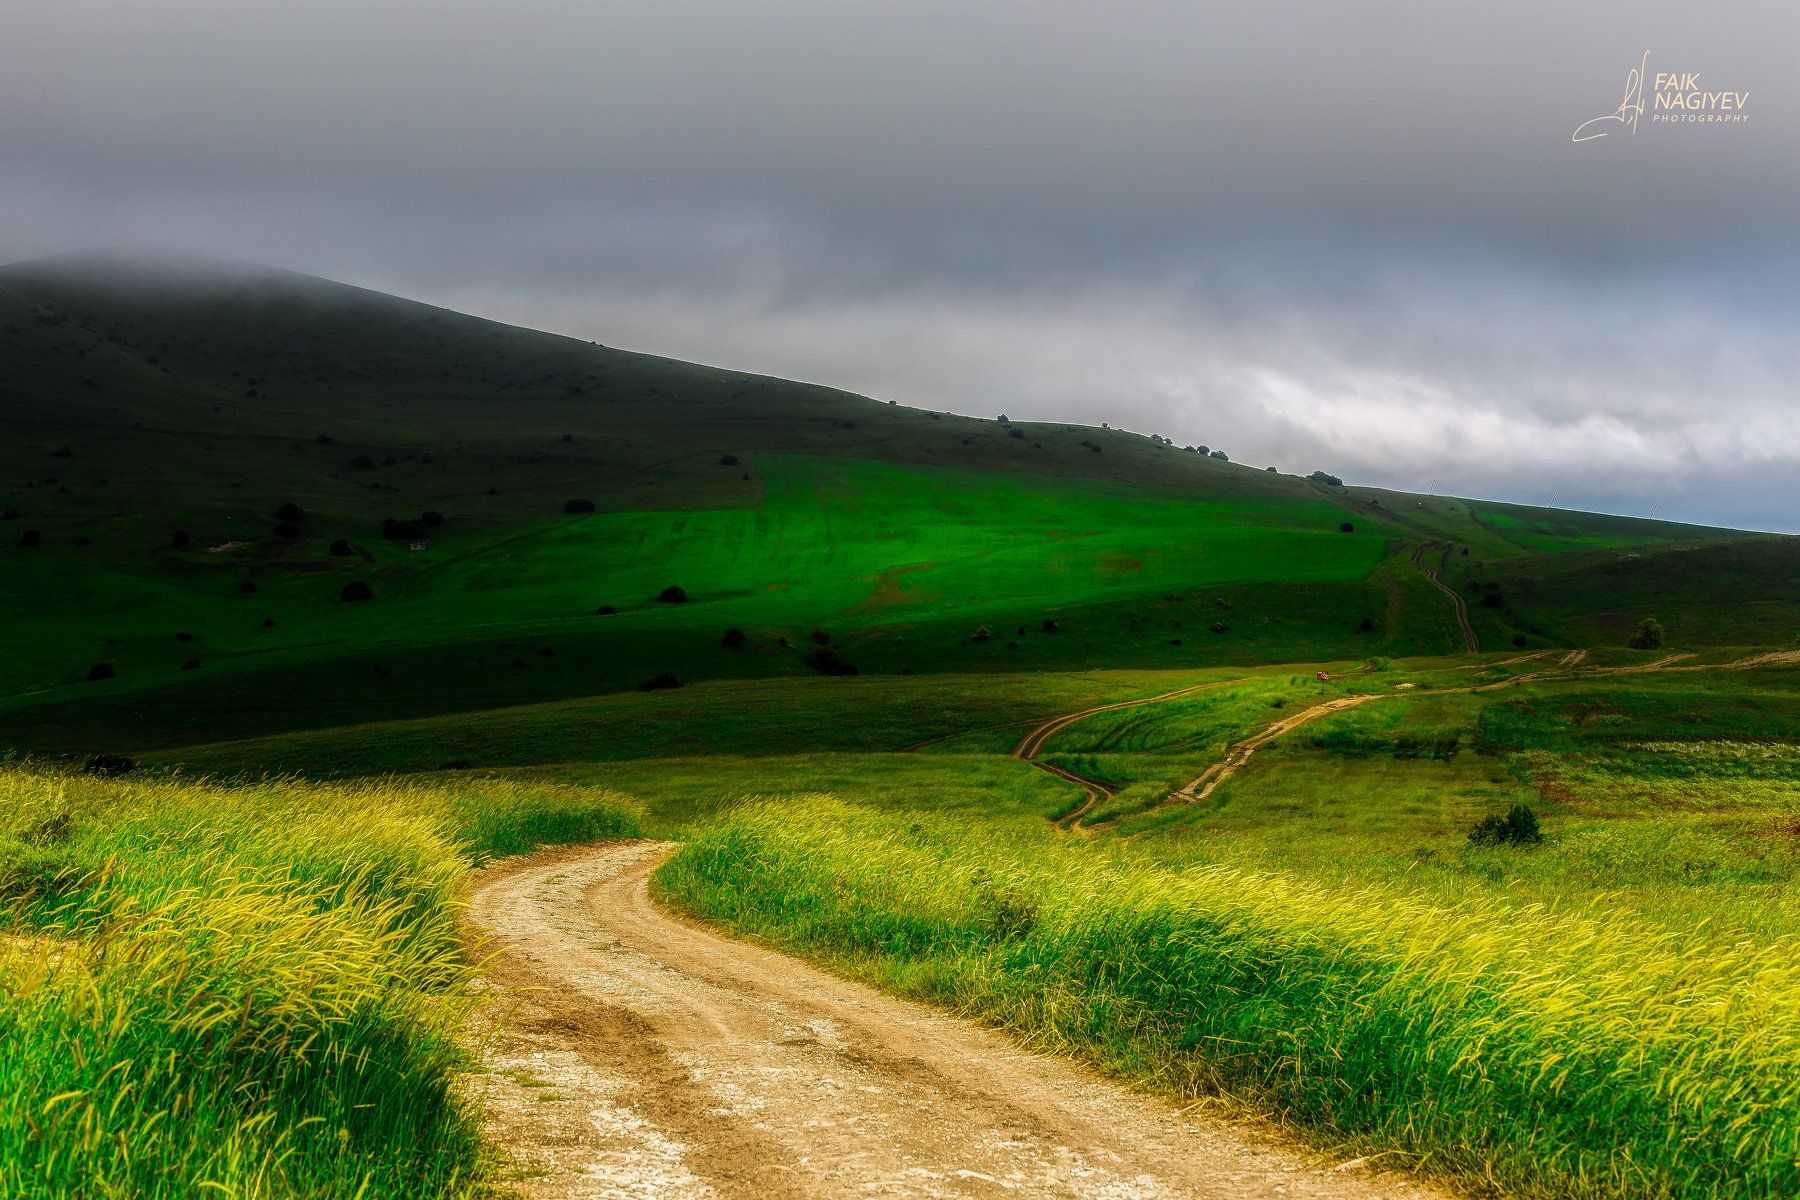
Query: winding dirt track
1409 544 1479 653
466 843 1446 1200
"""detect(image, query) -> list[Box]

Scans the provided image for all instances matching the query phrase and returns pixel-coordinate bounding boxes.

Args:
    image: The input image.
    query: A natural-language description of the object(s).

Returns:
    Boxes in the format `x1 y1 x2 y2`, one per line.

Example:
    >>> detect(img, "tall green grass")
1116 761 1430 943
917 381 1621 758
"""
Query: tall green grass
657 800 1800 1200
0 767 638 1199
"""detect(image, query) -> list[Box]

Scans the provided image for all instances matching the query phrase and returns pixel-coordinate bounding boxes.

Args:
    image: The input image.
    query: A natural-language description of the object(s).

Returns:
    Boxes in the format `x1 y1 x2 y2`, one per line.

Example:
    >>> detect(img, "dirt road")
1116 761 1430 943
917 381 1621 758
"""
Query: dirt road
1409 545 1478 654
465 843 1445 1200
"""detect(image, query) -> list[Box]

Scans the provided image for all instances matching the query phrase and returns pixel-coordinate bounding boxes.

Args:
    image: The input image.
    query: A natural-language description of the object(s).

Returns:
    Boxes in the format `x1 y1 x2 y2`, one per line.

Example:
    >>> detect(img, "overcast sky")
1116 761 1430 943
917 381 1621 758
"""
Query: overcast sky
3 1 1794 530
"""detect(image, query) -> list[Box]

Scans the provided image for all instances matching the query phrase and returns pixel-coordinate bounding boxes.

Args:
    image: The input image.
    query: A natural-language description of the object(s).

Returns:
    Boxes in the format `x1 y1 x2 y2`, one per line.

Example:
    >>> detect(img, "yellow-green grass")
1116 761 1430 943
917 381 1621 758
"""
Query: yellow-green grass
0 766 638 1199
657 799 1800 1200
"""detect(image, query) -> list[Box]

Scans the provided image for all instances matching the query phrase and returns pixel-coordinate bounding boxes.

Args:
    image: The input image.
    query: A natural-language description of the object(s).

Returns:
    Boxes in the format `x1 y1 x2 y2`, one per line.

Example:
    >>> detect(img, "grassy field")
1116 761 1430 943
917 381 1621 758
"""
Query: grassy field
5 254 1799 1199
0 764 638 1199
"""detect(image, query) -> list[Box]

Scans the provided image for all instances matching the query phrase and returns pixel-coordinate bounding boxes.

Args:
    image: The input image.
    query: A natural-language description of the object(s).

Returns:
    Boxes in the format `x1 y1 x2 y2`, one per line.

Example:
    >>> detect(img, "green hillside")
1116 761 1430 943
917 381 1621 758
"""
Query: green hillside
1 252 1786 760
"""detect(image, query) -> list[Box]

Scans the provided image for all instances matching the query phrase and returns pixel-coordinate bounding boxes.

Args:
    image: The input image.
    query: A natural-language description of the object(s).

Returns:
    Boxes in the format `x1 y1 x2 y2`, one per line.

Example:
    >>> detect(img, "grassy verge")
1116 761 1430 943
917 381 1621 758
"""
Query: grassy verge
656 799 1800 1200
0 765 638 1199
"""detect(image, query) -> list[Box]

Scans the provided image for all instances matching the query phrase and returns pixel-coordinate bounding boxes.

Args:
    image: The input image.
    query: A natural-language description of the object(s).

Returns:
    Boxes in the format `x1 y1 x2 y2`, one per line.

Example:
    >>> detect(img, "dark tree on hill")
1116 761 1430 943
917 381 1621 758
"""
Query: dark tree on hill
1308 471 1344 486
1209 450 1229 461
239 578 259 593
275 502 308 523
658 585 687 604
804 647 860 676
350 455 376 469
182 658 201 670
329 538 353 556
1042 619 1060 633
272 522 302 540
86 662 115 682
638 672 683 691
1339 522 1355 533
1628 616 1665 650
594 604 618 615
171 530 191 548
339 581 374 602
382 517 426 540
563 498 597 514
1358 617 1374 632
810 627 831 646
722 628 747 648
18 530 41 547
718 454 739 466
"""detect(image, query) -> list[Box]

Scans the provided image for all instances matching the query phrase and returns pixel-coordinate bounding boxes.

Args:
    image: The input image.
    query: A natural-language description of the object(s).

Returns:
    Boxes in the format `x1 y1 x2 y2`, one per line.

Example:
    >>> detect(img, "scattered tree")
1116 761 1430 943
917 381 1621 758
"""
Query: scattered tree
718 454 739 466
1209 449 1229 461
239 579 259 593
1308 471 1344 486
86 662 115 682
562 498 597 514
1628 616 1665 650
1358 617 1374 632
171 530 191 548
594 604 618 615
275 502 308 523
272 522 302 540
722 628 747 648
1042 619 1060 634
638 672 683 691
657 585 688 604
339 581 374 602
1339 521 1355 533
328 538 353 556
18 530 41 547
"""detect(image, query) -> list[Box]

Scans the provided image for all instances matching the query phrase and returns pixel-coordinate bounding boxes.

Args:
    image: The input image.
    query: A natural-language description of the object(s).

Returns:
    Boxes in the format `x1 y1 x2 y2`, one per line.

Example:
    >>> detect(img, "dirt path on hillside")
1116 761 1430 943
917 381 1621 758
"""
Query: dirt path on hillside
464 843 1448 1200
1410 545 1478 653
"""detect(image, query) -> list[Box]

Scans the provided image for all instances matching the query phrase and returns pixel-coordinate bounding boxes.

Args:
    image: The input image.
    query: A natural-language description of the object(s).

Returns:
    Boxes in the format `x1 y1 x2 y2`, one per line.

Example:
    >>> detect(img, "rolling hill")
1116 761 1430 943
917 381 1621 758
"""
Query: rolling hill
1 250 1790 760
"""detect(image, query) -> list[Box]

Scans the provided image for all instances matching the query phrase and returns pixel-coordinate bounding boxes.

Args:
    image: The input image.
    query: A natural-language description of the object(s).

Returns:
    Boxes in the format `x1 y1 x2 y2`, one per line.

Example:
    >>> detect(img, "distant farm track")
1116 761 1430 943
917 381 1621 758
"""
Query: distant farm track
1411 544 1479 653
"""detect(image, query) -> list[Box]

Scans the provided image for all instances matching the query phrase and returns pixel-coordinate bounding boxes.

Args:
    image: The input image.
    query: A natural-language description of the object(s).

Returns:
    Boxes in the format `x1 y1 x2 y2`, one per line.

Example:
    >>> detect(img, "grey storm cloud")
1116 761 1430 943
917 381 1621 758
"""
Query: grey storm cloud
2 0 1795 529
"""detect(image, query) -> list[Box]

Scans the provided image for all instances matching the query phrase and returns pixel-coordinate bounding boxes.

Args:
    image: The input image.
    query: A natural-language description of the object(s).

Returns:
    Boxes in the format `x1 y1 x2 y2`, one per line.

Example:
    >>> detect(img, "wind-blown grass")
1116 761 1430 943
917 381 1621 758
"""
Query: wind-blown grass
0 766 638 1199
657 799 1800 1200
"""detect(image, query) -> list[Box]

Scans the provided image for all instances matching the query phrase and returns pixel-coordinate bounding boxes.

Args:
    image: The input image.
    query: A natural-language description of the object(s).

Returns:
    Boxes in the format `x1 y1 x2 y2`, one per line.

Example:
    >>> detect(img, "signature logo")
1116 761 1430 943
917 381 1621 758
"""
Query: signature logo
1573 51 1650 142
1573 52 1749 143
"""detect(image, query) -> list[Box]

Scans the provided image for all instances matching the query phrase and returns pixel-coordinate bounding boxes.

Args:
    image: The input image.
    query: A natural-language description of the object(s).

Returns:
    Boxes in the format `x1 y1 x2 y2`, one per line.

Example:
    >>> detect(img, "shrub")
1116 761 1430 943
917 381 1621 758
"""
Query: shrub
329 537 353 556
1042 619 1060 634
1469 803 1543 846
182 658 201 670
722 628 747 649
718 454 739 466
18 530 41 547
350 455 376 469
1358 617 1374 632
562 498 597 514
1339 521 1355 533
638 672 683 691
83 754 135 776
275 502 308 523
1308 471 1344 486
1009 427 1026 439
50 445 73 459
85 662 115 682
239 579 259 594
1628 617 1665 650
381 517 426 540
805 647 860 676
171 529 191 548
1512 635 1528 647
658 585 688 604
594 604 618 615
339 581 374 603
1209 449 1229 461
971 626 991 643
810 627 832 646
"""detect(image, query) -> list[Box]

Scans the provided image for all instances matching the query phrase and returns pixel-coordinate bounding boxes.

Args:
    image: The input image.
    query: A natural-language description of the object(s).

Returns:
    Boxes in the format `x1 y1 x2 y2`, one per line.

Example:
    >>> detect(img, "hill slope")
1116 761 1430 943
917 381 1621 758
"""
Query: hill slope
0 252 1786 758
